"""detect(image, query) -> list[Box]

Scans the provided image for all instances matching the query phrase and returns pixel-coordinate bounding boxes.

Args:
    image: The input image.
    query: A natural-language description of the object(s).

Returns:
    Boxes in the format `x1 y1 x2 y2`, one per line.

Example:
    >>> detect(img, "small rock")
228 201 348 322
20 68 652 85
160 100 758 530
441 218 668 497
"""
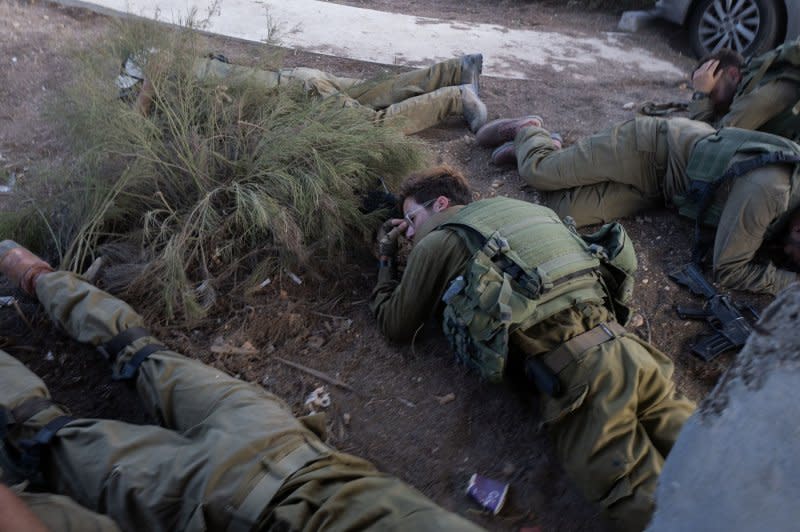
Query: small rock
435 392 456 405
623 102 636 110
642 278 649 285
629 314 645 328
343 413 351 426
305 386 331 412
45 351 55 362
491 180 504 188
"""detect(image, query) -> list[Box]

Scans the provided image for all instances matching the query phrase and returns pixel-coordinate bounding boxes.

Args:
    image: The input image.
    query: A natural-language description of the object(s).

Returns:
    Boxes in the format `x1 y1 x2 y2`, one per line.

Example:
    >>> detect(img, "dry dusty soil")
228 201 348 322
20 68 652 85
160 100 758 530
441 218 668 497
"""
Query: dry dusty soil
0 1 776 530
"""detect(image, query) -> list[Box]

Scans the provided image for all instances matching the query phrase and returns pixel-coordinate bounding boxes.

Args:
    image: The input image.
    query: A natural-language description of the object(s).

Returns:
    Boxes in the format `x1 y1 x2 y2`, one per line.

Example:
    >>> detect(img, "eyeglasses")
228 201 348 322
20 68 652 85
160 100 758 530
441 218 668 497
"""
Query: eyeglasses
404 199 435 228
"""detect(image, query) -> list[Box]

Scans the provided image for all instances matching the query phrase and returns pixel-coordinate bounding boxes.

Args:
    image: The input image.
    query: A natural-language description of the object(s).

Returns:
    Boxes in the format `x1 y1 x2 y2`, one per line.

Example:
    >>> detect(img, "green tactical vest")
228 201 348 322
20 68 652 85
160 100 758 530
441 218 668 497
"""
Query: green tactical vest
737 40 800 141
673 127 800 226
437 197 635 383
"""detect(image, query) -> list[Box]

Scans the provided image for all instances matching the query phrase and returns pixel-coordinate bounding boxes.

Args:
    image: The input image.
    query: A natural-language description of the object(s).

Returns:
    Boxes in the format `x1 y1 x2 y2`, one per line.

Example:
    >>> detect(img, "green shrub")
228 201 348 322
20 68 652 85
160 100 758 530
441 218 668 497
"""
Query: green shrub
7 19 426 323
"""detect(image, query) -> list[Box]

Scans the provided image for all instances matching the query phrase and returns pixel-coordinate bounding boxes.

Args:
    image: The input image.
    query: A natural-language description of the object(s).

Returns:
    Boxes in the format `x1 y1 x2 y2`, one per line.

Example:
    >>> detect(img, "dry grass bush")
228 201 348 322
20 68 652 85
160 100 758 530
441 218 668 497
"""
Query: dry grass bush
3 19 426 323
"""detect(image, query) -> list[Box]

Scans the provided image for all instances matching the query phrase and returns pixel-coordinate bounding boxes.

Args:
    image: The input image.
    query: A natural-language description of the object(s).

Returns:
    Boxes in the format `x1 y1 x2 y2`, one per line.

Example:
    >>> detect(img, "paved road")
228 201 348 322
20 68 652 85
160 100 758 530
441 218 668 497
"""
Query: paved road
58 0 683 79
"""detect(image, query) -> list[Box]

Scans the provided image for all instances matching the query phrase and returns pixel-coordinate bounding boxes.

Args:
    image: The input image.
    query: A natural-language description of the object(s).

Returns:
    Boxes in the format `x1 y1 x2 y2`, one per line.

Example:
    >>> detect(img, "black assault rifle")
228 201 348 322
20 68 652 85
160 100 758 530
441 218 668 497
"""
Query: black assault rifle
669 264 760 361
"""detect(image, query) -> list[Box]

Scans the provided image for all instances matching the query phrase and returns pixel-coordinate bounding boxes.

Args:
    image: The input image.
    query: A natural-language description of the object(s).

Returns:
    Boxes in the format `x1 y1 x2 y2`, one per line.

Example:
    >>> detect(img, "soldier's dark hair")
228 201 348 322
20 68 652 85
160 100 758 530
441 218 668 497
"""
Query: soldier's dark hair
398 165 473 206
696 49 745 75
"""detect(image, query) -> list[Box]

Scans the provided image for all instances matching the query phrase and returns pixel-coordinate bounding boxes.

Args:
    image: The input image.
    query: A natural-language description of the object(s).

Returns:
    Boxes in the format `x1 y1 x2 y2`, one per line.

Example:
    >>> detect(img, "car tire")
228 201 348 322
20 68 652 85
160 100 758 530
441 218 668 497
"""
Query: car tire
688 0 780 58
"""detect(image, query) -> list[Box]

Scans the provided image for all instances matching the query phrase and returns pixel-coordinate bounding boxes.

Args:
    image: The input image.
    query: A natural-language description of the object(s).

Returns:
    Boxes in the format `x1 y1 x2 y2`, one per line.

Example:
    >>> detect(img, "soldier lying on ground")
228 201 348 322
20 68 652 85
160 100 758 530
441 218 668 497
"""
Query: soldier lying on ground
122 52 488 135
688 43 800 141
478 115 800 295
369 166 696 532
0 241 485 532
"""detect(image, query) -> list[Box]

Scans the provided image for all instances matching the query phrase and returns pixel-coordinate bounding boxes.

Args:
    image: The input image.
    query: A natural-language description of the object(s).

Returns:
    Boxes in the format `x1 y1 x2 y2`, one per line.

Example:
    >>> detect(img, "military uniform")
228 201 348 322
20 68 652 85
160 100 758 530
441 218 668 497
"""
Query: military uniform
193 57 468 135
0 271 484 532
371 198 695 531
689 45 800 141
515 116 800 295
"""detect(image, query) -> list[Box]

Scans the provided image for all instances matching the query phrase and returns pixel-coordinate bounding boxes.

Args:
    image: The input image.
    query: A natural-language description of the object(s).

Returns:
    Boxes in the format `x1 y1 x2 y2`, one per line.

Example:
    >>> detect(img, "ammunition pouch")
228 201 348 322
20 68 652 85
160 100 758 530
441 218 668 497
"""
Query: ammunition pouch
439 199 608 383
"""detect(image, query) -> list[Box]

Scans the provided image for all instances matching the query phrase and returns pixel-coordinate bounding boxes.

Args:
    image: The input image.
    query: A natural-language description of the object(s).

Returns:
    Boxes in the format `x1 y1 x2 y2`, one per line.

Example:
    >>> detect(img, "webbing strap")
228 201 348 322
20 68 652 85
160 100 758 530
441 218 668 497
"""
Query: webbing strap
691 151 800 263
115 343 166 381
19 415 75 471
99 326 151 362
10 398 56 426
226 442 325 532
542 321 626 374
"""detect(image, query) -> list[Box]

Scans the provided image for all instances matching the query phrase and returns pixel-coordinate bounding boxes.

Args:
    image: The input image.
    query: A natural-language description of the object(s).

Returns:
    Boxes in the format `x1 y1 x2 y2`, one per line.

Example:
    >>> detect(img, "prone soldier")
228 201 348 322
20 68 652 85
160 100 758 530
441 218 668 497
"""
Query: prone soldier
479 116 800 295
370 166 696 531
689 42 800 142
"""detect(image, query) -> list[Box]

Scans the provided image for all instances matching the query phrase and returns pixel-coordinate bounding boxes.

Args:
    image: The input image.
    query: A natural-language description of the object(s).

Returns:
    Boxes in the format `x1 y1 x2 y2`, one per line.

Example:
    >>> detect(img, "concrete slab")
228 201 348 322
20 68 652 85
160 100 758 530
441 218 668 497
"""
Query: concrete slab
649 284 800 531
55 0 684 80
618 10 660 33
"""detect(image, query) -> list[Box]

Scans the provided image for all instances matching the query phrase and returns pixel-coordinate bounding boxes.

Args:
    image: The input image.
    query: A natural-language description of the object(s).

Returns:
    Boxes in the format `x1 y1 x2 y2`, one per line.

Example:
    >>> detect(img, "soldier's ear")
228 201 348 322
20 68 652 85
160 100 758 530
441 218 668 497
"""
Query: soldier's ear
433 196 450 212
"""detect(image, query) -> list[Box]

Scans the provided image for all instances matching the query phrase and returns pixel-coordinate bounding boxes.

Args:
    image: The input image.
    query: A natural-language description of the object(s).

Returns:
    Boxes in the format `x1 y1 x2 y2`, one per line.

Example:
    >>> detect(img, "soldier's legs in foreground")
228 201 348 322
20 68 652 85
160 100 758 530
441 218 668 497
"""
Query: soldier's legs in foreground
515 118 664 195
547 336 695 531
17 491 121 532
32 271 483 531
541 182 662 227
0 350 68 441
344 58 463 109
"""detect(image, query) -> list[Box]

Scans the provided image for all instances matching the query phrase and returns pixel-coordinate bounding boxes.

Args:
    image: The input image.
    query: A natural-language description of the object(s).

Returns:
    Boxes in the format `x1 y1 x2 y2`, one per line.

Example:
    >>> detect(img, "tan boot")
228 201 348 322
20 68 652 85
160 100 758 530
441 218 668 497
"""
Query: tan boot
475 115 543 147
0 241 54 296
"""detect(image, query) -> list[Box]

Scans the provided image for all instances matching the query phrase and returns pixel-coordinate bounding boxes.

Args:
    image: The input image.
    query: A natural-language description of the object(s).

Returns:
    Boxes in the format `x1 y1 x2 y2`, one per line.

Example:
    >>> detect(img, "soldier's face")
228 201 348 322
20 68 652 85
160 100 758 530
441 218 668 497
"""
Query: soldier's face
710 67 741 108
402 198 435 242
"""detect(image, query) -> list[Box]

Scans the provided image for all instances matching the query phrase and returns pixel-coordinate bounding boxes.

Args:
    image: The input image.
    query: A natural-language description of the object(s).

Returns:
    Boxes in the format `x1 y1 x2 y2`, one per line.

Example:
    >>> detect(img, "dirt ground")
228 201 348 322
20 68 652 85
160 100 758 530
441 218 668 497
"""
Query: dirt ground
0 1 775 530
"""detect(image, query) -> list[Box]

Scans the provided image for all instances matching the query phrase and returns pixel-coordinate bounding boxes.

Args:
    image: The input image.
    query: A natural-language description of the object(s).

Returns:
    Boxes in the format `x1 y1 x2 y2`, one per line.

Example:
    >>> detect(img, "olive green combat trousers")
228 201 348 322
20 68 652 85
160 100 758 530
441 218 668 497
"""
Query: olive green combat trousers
0 272 483 532
194 57 466 134
518 304 696 531
514 117 714 226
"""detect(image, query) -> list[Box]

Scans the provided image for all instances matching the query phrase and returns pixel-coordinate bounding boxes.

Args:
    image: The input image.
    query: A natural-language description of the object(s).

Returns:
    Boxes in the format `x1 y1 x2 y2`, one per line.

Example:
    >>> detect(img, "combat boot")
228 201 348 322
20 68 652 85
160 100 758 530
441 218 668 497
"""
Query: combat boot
491 141 516 166
490 133 562 166
461 85 488 133
0 241 53 296
460 53 483 94
476 115 543 147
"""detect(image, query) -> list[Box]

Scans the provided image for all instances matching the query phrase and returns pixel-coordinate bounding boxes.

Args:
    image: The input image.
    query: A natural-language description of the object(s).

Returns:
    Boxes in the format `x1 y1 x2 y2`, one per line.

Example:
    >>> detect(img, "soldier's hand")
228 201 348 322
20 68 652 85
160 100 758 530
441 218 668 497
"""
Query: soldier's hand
377 218 407 258
692 59 722 94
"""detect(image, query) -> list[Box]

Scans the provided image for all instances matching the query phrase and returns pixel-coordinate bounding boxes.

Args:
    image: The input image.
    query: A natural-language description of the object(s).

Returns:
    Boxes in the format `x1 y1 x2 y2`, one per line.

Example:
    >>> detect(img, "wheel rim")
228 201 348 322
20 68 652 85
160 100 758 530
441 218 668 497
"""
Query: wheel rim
698 0 761 53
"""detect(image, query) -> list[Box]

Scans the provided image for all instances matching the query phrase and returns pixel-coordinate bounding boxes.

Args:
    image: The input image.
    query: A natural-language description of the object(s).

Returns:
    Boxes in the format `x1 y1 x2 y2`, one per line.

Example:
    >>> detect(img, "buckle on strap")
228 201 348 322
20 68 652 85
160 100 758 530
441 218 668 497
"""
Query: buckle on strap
114 343 167 381
541 321 626 374
98 326 151 362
